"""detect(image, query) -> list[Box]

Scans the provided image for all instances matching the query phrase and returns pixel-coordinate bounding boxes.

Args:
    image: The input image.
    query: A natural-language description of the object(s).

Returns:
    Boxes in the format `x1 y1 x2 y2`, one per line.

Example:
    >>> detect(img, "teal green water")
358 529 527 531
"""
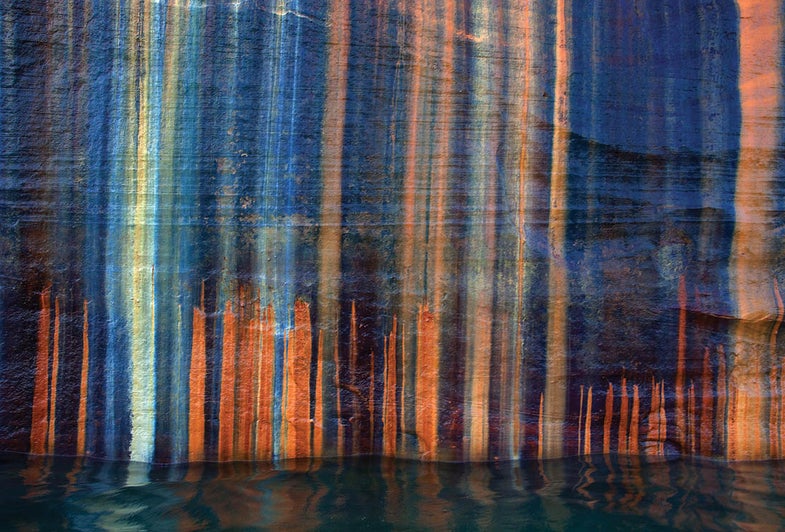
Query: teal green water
2 454 784 530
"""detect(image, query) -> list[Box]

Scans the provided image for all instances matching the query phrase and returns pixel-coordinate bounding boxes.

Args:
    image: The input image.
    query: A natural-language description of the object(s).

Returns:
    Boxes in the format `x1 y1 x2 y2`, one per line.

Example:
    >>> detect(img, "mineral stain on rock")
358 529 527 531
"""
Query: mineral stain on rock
0 0 783 463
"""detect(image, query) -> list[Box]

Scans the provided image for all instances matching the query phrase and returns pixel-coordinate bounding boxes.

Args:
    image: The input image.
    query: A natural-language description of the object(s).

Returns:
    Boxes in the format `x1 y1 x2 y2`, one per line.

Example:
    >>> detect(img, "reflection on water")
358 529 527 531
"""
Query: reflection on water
3 454 785 530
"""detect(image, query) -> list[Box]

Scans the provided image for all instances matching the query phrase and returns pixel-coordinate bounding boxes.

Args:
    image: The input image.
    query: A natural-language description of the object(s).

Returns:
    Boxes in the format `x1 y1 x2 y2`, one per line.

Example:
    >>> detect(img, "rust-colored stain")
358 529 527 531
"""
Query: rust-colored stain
676 275 687 449
46 297 60 456
7 0 785 465
188 303 206 462
235 295 257 460
618 377 629 455
30 288 51 456
383 317 398 457
584 386 593 456
314 330 324 456
76 300 89 457
218 302 237 462
416 304 439 460
283 300 312 459
629 385 639 456
603 382 614 455
256 305 275 461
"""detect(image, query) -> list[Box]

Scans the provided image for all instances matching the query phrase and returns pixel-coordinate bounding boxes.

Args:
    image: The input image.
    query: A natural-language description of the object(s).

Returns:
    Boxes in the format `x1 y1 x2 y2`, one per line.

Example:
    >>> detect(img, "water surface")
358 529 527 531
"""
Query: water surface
2 454 784 530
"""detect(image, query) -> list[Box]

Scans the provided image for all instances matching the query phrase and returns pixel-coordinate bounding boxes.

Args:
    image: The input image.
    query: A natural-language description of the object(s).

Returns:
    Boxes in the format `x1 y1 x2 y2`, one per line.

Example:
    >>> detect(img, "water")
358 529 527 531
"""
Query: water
2 454 784 530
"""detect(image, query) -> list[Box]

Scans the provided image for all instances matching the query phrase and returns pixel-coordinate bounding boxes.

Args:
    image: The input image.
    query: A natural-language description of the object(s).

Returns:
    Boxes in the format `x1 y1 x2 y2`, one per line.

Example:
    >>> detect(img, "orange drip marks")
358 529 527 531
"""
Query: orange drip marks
399 323 406 452
688 381 696 455
647 378 660 457
415 304 439 460
427 0 454 321
249 298 261 458
256 305 275 461
30 288 51 456
334 336 343 457
700 348 714 456
676 275 687 448
618 378 629 455
285 300 312 459
584 386 593 456
383 317 397 457
188 304 206 462
578 385 584 456
314 330 324 455
659 381 667 456
537 392 544 460
235 293 256 461
77 300 89 456
629 385 640 456
283 328 293 458
218 301 237 462
47 297 60 455
603 382 613 455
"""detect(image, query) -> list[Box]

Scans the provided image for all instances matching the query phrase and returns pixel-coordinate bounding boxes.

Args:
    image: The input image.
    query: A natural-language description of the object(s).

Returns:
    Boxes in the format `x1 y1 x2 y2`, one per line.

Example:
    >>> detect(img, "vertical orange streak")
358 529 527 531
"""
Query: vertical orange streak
578 385 584 456
46 298 60 455
416 305 438 460
283 329 294 459
349 301 359 455
218 302 236 462
334 337 343 457
188 304 206 462
314 330 324 455
584 387 593 456
629 385 640 456
288 300 312 459
235 295 255 461
251 296 262 458
542 0 571 460
649 381 659 457
731 0 782 303
399 0 424 453
30 288 51 456
618 377 628 455
256 305 275 461
717 345 727 453
512 0 532 464
428 0 454 318
318 0 350 457
383 317 397 457
77 300 89 456
400 0 423 304
676 274 687 449
603 382 613 455
728 0 781 461
688 382 696 455
537 393 544 460
700 348 713 456
659 381 667 456
647 378 658 456
425 2 455 457
400 324 406 453
771 354 780 459
318 0 350 314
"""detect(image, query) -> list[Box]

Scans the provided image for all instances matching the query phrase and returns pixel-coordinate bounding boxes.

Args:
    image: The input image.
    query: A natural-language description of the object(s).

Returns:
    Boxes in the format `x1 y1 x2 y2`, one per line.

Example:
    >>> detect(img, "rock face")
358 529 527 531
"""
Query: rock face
0 1 783 463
